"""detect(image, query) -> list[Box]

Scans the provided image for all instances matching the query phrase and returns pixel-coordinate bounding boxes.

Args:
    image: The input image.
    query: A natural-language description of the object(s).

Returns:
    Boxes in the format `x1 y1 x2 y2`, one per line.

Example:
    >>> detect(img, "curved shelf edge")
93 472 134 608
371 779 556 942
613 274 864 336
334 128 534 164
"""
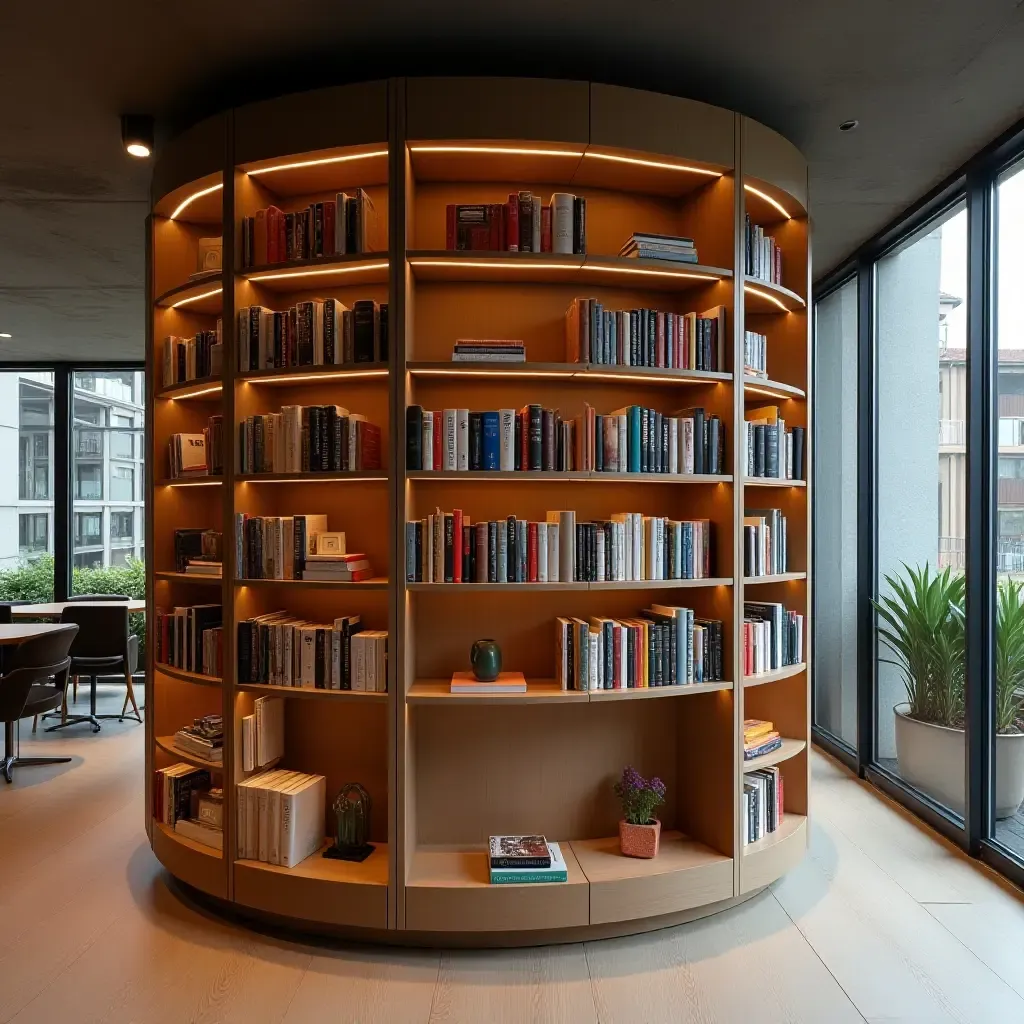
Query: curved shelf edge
155 735 224 770
156 377 224 401
742 737 807 772
153 571 223 586
238 363 388 385
743 374 805 400
743 663 806 688
743 573 807 585
151 822 226 899
743 277 806 313
154 277 224 312
155 665 223 688
407 362 732 386
243 253 389 290
740 815 808 894
236 682 388 702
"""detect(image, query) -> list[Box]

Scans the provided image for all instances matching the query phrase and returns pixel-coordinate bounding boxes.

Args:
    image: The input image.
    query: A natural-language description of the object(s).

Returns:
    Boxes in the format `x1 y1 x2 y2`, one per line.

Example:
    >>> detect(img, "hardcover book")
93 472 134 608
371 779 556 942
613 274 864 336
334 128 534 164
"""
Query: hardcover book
488 834 552 869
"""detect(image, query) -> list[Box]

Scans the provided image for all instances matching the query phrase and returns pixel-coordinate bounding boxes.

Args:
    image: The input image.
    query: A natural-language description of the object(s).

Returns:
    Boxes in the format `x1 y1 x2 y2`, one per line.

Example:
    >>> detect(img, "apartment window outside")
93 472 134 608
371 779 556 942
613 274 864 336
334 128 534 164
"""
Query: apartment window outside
110 465 134 501
111 510 134 542
75 512 102 548
18 513 48 557
75 464 102 501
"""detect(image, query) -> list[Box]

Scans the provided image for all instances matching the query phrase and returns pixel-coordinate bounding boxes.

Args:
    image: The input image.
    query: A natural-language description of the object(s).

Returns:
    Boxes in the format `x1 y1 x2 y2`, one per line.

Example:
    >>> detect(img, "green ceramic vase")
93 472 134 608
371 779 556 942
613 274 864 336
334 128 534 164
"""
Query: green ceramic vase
470 639 502 682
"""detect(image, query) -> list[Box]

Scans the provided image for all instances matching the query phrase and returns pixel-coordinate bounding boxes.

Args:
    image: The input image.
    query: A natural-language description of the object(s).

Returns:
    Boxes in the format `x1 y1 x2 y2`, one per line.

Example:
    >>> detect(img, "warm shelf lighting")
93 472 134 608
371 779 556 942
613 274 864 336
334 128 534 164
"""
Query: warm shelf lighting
160 478 223 487
744 284 792 312
409 258 578 272
247 260 388 284
408 367 573 379
586 369 724 385
247 149 389 176
169 183 223 220
166 384 223 400
243 368 389 384
170 286 222 309
409 145 585 159
240 475 385 484
587 264 719 282
583 151 721 177
744 382 803 399
744 184 791 220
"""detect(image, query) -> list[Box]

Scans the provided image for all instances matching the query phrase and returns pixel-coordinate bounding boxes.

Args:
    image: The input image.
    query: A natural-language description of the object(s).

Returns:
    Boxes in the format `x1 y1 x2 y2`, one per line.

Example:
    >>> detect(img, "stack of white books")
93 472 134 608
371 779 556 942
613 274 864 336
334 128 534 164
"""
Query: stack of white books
236 770 326 867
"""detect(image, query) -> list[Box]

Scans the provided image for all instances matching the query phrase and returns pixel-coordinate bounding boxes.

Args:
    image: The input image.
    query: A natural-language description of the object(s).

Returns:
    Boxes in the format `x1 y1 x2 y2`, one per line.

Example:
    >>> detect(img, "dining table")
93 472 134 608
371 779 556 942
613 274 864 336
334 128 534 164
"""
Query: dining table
10 599 146 618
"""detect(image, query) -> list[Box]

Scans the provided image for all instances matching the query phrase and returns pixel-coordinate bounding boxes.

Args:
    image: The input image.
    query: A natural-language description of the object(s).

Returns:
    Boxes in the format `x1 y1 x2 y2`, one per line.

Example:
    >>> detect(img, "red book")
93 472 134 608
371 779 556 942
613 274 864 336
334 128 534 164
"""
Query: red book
462 523 472 582
324 200 336 257
277 213 286 265
656 312 666 367
266 207 279 263
488 203 504 251
346 568 376 582
541 205 552 252
475 523 488 583
527 522 538 582
446 205 456 250
433 411 442 470
505 193 519 252
453 509 463 583
519 409 528 469
357 422 382 470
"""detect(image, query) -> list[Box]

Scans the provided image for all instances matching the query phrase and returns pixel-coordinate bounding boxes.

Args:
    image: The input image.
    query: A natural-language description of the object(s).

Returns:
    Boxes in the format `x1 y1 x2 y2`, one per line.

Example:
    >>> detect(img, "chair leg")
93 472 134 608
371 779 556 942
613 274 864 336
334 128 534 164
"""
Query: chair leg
32 715 38 733
72 678 78 703
121 668 141 723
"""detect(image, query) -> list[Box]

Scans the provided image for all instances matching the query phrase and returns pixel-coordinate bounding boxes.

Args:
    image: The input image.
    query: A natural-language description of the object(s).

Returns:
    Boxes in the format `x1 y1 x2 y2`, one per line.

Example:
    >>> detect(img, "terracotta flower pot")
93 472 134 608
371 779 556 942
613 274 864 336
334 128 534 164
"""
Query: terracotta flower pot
619 818 661 858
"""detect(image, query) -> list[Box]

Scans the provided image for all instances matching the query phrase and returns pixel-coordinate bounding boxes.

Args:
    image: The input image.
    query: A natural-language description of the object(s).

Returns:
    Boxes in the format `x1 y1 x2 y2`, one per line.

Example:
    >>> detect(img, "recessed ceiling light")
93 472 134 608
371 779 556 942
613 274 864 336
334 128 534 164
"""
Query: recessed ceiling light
0 333 11 338
121 114 154 158
839 120 859 132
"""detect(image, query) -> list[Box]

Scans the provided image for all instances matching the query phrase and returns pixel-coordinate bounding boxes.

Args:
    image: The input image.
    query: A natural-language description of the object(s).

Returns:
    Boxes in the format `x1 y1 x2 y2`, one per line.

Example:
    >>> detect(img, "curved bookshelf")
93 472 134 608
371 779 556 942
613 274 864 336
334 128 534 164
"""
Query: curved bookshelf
147 75 810 946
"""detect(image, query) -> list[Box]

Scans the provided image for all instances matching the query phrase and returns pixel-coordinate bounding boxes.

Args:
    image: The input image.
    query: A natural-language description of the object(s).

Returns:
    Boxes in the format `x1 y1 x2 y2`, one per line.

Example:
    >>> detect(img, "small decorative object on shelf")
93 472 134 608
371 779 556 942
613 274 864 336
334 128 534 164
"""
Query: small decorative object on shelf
324 783 374 862
470 639 502 681
615 766 666 858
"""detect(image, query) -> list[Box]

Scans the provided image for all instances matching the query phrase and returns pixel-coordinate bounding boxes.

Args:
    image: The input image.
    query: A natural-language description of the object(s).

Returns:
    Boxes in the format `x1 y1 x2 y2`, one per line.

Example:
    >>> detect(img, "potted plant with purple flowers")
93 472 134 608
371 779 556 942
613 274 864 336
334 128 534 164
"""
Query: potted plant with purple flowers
614 766 666 858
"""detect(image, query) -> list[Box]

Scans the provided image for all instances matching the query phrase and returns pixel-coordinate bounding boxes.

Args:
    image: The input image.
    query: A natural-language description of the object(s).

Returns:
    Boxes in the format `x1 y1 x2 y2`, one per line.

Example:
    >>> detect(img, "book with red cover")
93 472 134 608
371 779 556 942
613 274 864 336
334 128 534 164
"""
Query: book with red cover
453 509 463 583
488 203 504 251
527 522 538 582
433 410 442 469
506 193 519 251
541 205 552 252
357 422 382 470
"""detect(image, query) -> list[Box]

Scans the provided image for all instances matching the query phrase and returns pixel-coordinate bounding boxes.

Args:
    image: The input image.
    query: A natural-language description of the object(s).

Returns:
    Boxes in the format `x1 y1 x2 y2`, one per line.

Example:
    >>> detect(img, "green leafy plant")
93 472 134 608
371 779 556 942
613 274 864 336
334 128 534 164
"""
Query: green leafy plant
614 766 666 825
995 578 1024 734
872 562 965 728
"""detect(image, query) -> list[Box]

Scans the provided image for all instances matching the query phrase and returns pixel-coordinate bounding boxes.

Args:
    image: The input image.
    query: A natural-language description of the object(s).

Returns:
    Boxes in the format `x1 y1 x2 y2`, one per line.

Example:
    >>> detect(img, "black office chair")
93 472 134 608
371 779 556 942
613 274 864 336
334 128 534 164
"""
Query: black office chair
48 605 141 732
63 595 141 717
0 624 78 782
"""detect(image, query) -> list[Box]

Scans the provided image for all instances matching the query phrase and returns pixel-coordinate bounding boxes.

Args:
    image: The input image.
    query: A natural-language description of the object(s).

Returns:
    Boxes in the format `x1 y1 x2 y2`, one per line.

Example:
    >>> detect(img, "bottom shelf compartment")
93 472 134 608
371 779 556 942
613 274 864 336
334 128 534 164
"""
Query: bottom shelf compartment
740 813 807 893
234 839 389 929
151 821 226 899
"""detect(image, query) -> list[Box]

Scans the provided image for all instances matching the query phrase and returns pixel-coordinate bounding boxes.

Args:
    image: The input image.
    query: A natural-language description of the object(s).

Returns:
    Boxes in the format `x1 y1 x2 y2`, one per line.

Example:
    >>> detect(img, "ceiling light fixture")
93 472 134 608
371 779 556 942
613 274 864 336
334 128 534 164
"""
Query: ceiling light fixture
169 183 223 221
121 114 154 158
839 120 859 132
743 184 791 220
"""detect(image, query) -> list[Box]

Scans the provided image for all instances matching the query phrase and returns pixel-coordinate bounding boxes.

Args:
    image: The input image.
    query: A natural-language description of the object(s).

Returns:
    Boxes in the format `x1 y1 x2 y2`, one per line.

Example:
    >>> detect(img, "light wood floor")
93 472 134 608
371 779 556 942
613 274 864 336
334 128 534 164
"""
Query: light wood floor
4 689 1024 1023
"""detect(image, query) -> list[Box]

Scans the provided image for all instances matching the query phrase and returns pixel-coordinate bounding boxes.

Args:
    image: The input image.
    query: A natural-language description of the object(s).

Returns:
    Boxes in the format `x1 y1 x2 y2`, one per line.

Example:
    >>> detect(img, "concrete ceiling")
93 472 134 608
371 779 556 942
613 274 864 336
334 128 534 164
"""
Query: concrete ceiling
2 0 1024 362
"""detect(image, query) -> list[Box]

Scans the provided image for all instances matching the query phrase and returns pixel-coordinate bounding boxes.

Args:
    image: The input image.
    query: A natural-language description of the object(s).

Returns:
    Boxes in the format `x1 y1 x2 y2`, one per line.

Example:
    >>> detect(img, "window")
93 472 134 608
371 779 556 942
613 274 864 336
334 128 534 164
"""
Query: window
75 512 102 547
73 551 103 570
18 513 48 556
110 510 134 541
813 278 858 748
75 464 102 500
875 202 967 823
110 464 134 501
110 413 134 460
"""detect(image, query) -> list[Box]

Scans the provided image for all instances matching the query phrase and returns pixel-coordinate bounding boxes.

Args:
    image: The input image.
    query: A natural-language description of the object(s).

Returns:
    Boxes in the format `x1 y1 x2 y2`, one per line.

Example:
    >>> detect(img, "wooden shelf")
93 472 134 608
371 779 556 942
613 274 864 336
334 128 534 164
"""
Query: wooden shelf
407 578 731 593
151 822 225 899
570 832 732 925
156 377 223 401
744 572 807 584
744 663 807 688
408 251 732 291
155 665 223 688
155 477 223 488
153 571 222 586
743 277 806 313
236 682 388 702
236 471 388 484
743 375 806 400
408 362 731 386
743 477 807 488
742 737 807 771
408 679 590 704
242 253 389 291
741 815 808 895
235 577 389 590
742 813 807 857
155 735 224 770
234 839 388 929
407 471 731 484
588 680 733 700
241 145 388 196
154 278 223 314
238 363 389 385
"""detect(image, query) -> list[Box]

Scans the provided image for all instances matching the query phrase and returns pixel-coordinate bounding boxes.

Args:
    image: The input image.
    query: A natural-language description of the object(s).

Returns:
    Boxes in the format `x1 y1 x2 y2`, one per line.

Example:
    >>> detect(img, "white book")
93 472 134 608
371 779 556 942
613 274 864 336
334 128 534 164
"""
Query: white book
433 510 444 584
299 627 317 688
633 513 643 581
268 772 303 865
497 525 508 583
365 633 377 693
422 412 434 471
669 419 679 474
547 522 559 583
174 819 223 851
532 196 542 253
588 630 599 691
443 410 458 471
551 193 574 254
536 522 548 583
280 774 326 869
595 527 605 582
353 634 366 691
456 409 469 471
682 419 694 474
499 409 516 471
255 695 284 768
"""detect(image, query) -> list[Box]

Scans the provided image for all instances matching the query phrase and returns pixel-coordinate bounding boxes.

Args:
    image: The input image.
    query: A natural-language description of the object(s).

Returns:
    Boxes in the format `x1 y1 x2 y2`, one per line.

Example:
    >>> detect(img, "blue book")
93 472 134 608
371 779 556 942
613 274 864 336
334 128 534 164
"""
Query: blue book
482 412 500 470
628 407 641 472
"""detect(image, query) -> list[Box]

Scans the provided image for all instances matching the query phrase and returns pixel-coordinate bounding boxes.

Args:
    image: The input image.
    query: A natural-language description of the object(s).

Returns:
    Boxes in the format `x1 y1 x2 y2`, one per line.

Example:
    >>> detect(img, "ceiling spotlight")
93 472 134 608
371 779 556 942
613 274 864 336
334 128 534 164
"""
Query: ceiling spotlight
838 119 859 132
0 333 10 339
121 114 154 158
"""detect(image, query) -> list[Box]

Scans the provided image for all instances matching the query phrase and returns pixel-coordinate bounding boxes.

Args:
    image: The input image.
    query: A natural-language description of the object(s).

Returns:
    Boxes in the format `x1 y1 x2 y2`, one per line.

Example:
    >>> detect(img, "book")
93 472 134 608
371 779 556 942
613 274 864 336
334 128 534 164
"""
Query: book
154 605 223 676
162 325 223 388
236 770 327 868
488 834 552 869
445 193 585 253
450 671 527 694
490 841 568 884
745 214 784 286
174 818 224 851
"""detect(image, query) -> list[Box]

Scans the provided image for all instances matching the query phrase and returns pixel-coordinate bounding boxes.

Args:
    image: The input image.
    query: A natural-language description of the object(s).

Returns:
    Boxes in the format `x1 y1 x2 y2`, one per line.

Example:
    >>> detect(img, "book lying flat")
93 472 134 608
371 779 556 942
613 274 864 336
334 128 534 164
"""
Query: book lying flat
744 735 783 760
174 818 224 851
451 671 527 694
490 842 567 884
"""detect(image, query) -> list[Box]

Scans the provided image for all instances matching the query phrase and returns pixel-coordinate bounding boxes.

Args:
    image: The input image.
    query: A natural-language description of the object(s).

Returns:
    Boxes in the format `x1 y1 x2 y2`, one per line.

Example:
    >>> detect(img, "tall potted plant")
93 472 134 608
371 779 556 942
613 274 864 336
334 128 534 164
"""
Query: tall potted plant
874 563 1024 817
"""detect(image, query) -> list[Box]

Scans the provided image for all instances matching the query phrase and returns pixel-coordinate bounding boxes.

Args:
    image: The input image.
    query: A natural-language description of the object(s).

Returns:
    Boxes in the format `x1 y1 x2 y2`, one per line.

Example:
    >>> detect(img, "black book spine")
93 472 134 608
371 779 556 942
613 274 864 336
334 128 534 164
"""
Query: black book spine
379 303 388 363
693 409 705 475
595 417 604 473
414 522 422 582
792 426 805 480
647 309 656 367
514 413 522 471
323 302 334 364
237 622 251 682
528 405 543 470
443 514 455 583
469 412 483 470
573 196 586 254
464 524 474 583
641 409 649 473
315 629 326 688
565 623 574 691
293 517 306 578
507 517 517 581
319 406 330 471
542 409 554 471
754 424 766 477
575 523 584 582
603 620 613 689
352 301 377 363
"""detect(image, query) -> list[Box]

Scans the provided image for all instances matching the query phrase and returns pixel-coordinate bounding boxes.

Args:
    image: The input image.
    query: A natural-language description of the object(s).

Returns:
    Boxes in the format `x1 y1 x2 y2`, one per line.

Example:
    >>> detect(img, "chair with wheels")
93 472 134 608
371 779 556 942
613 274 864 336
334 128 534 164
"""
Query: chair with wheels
0 624 79 782
64 596 141 719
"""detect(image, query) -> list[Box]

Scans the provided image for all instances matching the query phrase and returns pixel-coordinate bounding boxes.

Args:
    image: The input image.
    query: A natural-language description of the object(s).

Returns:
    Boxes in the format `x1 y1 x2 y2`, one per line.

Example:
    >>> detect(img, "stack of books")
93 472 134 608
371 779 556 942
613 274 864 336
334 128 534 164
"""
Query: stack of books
743 601 804 675
450 671 527 694
153 765 223 850
184 559 222 577
302 552 374 582
174 715 224 765
241 696 284 772
488 835 567 884
744 331 768 378
446 192 585 253
236 770 326 867
744 215 783 285
745 404 805 480
451 339 525 363
619 232 698 264
174 529 222 573
154 604 223 675
743 766 784 845
743 508 788 577
743 718 782 761
162 326 222 388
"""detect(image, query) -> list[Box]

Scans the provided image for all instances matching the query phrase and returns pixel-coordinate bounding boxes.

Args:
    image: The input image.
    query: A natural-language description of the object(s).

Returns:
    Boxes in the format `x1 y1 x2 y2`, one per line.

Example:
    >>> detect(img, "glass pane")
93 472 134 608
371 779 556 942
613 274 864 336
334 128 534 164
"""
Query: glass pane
994 159 1024 854
875 202 967 822
71 371 145 590
813 278 858 746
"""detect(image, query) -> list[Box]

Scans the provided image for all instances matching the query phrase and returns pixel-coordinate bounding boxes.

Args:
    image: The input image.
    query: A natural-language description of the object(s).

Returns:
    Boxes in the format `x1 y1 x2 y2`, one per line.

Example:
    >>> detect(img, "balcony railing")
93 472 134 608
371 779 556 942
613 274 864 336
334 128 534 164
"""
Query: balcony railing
939 536 1024 574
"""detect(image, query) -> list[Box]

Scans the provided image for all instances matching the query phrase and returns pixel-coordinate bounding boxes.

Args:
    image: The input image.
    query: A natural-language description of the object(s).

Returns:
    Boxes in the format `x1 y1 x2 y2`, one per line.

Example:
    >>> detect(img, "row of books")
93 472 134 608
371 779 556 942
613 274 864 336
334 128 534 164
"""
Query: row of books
406 405 725 476
234 514 374 581
237 613 387 691
161 328 222 389
556 604 724 689
174 714 224 765
241 190 377 268
619 232 698 265
154 604 223 676
745 215 783 286
153 765 223 850
565 298 726 371
744 508 788 577
236 770 326 867
237 299 387 372
743 602 804 675
451 339 525 363
743 330 769 378
745 405 805 480
168 419 223 478
407 510 713 584
743 718 782 761
743 766 784 845
173 528 223 573
488 836 567 885
446 192 585 253
240 695 284 771
238 407 382 474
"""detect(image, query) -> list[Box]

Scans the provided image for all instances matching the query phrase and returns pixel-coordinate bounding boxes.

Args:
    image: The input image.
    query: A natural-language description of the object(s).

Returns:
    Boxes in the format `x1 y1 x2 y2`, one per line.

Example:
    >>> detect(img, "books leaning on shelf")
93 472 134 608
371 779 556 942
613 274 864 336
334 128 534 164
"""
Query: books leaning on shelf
446 192 585 254
162 326 222 388
744 404 805 480
174 528 222 572
236 770 326 868
238 407 382 474
743 602 804 675
556 604 724 690
237 299 387 372
744 330 768 378
407 510 713 584
154 765 224 850
744 508 788 577
619 231 698 264
743 718 783 761
237 614 387 692
566 298 726 371
743 766 784 845
174 715 224 764
489 837 567 884
168 417 223 479
241 695 285 771
240 189 378 268
452 339 526 363
154 604 223 676
745 215 783 286
235 513 352 580
406 404 723 475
